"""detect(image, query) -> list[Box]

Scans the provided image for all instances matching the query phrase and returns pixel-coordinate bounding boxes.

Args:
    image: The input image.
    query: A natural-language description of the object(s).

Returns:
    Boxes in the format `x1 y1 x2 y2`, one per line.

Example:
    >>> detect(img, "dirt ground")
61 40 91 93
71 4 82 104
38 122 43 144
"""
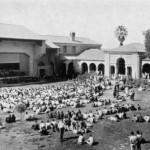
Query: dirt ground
0 83 150 150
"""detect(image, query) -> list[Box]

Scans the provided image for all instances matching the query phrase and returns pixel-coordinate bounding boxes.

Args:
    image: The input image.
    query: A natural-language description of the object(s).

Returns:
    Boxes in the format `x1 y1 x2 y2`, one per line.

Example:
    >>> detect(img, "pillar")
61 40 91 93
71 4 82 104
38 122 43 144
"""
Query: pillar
104 53 110 77
29 55 34 76
137 54 141 78
66 62 69 75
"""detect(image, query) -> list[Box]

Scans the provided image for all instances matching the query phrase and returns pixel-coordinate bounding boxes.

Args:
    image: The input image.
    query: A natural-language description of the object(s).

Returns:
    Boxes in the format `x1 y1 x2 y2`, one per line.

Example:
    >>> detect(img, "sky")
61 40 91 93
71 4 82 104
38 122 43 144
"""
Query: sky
0 0 150 48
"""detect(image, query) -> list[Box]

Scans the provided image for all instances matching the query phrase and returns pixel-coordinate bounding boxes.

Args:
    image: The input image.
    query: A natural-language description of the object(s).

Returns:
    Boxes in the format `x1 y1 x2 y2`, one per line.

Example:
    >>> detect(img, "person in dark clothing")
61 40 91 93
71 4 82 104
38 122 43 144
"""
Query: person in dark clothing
11 114 16 122
32 121 39 130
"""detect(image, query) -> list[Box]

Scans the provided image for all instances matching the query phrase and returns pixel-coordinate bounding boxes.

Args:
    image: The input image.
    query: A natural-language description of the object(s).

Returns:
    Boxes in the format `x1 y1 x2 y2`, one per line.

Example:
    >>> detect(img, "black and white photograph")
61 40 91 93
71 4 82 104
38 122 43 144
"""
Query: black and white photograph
0 0 150 150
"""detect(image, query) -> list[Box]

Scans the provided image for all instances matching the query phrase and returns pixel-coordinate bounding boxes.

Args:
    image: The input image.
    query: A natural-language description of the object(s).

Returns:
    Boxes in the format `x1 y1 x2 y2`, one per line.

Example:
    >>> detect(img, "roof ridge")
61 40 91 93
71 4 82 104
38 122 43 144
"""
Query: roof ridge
40 34 92 39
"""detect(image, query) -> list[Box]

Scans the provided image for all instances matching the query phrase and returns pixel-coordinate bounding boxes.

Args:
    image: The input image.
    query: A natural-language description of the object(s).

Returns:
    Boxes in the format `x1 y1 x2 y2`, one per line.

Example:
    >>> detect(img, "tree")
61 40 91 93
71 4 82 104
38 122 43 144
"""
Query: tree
15 103 26 120
115 25 128 46
143 29 150 58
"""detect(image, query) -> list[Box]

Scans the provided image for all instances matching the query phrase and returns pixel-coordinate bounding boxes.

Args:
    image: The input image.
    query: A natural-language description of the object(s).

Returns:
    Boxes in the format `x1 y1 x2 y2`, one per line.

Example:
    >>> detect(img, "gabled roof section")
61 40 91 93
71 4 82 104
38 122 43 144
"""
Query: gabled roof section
104 43 145 53
46 41 60 49
41 35 101 45
76 48 104 61
0 23 45 41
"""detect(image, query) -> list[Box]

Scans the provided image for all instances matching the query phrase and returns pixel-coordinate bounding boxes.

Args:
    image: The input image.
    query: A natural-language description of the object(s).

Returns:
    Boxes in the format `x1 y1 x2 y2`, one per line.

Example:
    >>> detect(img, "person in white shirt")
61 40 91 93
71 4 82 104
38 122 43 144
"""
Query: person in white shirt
58 120 65 142
129 132 138 150
78 133 85 144
144 115 150 122
86 134 94 145
39 121 45 130
45 120 51 129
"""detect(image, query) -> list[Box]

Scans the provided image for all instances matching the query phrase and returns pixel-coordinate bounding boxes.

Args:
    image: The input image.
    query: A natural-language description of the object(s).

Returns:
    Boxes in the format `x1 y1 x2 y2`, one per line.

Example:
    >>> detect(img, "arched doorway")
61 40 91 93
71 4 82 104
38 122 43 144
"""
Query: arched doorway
38 61 46 78
98 64 105 75
89 63 96 72
116 58 125 75
110 66 115 75
127 66 132 76
49 61 54 76
142 63 150 73
81 63 88 74
68 62 74 78
59 63 66 77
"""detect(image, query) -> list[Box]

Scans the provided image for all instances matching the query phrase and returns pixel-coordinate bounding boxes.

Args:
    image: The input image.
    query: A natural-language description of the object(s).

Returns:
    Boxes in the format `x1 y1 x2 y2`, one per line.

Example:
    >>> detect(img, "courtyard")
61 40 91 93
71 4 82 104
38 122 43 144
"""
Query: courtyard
0 82 150 150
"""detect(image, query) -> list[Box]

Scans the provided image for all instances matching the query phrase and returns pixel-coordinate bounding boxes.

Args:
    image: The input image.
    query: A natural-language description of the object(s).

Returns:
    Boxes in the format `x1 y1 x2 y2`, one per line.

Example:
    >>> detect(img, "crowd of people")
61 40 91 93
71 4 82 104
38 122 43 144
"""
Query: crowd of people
2 76 41 84
0 73 149 149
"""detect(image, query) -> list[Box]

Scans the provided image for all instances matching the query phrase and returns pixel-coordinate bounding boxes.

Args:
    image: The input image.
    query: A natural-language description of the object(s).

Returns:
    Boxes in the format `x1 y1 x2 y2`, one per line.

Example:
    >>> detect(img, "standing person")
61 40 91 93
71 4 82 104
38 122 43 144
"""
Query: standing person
136 131 142 150
129 132 138 150
58 119 65 142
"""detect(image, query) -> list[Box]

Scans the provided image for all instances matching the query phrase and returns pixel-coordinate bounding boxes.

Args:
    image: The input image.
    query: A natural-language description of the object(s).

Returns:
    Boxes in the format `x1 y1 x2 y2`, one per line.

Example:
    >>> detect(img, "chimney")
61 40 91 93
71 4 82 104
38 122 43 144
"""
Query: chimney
70 32 75 41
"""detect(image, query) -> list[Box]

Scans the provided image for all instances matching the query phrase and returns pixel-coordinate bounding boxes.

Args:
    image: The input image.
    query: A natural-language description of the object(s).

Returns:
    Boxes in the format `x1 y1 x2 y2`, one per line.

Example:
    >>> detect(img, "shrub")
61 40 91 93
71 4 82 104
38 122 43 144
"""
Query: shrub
15 103 26 114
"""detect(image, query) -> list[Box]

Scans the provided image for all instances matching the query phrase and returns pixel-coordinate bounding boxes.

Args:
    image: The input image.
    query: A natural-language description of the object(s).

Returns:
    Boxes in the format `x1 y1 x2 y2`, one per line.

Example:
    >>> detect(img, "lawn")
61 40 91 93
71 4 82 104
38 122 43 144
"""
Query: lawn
0 84 150 150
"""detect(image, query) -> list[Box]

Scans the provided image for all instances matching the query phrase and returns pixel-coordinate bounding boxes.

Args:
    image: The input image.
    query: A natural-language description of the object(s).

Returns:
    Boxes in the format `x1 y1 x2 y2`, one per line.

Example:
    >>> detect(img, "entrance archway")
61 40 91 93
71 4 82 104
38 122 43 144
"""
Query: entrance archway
116 58 125 75
59 63 66 77
68 62 74 78
89 63 96 72
98 64 104 75
110 66 115 75
142 63 150 73
49 61 54 76
38 61 46 77
81 63 88 74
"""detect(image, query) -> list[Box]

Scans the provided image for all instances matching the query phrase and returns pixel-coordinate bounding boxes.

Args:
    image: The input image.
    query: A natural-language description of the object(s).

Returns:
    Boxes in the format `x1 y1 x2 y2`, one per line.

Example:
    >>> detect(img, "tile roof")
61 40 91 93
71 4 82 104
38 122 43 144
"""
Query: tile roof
41 35 101 45
104 43 145 53
0 23 45 41
76 48 104 61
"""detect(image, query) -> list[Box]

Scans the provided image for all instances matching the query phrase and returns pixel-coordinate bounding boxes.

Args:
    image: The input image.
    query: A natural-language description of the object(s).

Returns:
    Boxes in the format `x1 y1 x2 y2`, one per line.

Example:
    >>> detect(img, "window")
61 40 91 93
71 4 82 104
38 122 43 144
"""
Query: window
63 46 67 53
72 46 76 53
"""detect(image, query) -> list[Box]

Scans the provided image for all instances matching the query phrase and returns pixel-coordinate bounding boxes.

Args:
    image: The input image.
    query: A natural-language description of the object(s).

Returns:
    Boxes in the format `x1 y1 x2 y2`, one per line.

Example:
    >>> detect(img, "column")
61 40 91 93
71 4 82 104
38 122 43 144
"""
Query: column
137 54 141 78
88 64 90 73
104 53 110 77
125 66 127 76
29 55 34 76
66 62 69 75
116 66 118 75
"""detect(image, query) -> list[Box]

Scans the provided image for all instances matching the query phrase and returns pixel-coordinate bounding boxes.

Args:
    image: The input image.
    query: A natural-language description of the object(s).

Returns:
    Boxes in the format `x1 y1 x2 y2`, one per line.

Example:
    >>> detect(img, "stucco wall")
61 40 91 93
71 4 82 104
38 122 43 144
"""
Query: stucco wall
104 52 141 78
0 40 46 76
56 43 100 55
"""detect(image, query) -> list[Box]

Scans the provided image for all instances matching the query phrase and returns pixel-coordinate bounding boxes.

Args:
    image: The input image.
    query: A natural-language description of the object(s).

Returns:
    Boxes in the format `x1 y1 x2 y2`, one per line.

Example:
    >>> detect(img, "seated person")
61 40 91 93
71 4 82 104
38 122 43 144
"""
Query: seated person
83 112 89 120
78 133 85 144
0 122 5 129
102 108 109 115
39 126 48 136
31 121 39 130
138 113 144 122
132 115 138 122
108 116 118 122
144 115 150 122
5 114 13 123
25 112 36 121
86 134 94 146
11 114 16 122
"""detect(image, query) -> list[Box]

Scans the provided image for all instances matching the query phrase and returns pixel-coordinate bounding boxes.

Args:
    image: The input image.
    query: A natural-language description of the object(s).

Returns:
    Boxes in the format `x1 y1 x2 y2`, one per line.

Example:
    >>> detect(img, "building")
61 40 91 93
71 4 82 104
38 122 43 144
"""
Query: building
0 23 149 79
41 32 102 77
0 23 59 78
44 32 149 79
